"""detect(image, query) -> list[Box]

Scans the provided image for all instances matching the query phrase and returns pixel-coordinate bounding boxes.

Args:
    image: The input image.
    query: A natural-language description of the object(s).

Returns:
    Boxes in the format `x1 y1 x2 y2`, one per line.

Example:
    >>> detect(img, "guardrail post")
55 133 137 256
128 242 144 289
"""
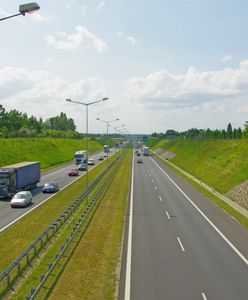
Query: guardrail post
26 253 29 265
7 273 11 287
18 262 21 274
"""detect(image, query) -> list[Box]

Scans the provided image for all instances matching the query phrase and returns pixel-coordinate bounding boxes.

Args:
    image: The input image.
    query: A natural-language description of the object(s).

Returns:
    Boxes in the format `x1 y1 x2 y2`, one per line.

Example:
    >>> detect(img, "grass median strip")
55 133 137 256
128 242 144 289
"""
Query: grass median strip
0 154 116 275
42 150 132 300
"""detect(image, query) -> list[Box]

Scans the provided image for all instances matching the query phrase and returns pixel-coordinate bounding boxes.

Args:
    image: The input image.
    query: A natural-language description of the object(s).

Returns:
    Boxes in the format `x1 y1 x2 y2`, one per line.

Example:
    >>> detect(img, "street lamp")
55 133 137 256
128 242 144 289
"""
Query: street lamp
0 3 40 21
96 117 119 172
65 97 108 203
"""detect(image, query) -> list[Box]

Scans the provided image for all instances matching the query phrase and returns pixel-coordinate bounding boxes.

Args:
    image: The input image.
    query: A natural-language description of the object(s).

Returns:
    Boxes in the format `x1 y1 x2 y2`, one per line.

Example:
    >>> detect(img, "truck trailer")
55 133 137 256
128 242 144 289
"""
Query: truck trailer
143 146 149 156
0 162 40 199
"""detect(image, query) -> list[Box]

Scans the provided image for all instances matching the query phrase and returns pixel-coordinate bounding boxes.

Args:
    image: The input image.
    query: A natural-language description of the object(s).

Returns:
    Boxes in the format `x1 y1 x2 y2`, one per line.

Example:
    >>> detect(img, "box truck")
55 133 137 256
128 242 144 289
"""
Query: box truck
74 150 88 165
143 147 149 156
0 162 40 198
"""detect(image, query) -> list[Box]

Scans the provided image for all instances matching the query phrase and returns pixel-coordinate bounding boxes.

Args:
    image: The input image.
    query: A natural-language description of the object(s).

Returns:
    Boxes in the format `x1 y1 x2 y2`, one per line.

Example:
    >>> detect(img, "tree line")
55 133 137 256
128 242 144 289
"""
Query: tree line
0 104 82 138
152 122 248 139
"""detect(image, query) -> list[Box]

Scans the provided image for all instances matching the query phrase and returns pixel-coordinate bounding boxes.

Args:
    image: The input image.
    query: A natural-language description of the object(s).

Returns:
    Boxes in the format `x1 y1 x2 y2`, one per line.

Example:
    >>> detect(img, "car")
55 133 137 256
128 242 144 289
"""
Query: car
137 152 141 156
137 158 143 164
87 159 95 165
68 169 79 176
42 182 59 193
10 191 32 208
104 153 107 157
98 156 104 161
78 163 87 171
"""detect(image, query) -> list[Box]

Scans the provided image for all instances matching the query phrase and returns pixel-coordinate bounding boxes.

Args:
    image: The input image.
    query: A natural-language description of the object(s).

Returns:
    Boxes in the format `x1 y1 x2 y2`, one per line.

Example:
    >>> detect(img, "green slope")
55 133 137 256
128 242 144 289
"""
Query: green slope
0 138 103 170
153 139 248 193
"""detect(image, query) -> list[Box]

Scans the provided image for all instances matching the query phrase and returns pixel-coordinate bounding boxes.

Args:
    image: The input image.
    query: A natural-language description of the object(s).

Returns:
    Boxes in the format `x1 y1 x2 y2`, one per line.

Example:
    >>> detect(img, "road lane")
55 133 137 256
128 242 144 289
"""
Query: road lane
124 152 248 300
0 149 117 231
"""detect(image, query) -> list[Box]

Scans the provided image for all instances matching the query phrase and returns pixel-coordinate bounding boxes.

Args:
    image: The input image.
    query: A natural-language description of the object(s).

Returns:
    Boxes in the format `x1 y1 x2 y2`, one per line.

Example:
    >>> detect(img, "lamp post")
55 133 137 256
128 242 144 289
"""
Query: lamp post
0 3 40 21
66 97 108 203
96 117 119 172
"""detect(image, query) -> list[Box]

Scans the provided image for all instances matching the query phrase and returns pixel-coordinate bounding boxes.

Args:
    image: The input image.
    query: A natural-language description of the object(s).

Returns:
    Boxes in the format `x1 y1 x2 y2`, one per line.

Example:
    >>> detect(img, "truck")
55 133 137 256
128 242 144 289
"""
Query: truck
0 162 40 199
104 145 110 153
143 146 149 156
74 150 88 165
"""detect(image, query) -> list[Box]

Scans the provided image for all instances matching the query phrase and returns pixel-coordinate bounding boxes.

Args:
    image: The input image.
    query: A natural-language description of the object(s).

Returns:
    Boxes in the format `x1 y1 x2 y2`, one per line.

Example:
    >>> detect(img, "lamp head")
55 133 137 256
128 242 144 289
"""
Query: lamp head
65 99 71 102
103 97 109 101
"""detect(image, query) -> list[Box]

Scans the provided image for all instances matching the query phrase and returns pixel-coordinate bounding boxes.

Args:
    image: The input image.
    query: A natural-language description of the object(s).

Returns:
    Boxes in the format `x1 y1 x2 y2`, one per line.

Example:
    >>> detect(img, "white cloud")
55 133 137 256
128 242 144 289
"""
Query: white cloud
126 61 248 110
45 26 107 53
0 7 7 17
222 54 232 62
116 32 136 45
0 67 107 131
96 1 104 10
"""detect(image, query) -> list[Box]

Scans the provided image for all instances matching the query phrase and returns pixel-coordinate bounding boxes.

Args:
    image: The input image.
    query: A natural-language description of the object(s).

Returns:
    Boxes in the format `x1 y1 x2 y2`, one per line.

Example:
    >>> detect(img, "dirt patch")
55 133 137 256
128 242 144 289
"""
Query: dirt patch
226 179 248 210
154 148 176 160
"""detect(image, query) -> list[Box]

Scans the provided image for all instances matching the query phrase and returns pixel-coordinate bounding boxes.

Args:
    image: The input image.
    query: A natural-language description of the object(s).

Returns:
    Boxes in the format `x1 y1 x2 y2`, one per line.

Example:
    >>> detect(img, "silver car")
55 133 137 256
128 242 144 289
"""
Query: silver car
10 191 32 208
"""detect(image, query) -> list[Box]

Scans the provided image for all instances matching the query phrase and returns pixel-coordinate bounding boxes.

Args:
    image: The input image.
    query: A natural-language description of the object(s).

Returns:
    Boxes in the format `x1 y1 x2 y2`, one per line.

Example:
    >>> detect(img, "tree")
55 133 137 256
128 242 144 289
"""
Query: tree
227 123 233 139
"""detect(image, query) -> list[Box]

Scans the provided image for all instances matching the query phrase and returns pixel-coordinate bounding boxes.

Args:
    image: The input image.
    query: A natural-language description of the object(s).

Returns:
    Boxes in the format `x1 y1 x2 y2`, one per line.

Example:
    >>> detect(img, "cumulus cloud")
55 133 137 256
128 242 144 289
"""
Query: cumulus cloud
126 61 248 109
0 67 107 131
222 54 232 62
45 26 107 53
117 32 136 45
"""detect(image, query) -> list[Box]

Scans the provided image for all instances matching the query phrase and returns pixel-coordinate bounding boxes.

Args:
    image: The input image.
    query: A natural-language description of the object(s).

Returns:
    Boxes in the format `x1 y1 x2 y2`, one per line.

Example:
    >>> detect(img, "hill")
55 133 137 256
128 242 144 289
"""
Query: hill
0 138 103 170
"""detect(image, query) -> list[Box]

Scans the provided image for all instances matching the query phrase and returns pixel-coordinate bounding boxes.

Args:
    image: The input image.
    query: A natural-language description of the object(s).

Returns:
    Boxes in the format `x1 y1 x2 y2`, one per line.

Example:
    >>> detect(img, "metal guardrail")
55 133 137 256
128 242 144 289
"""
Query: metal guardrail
26 151 124 299
0 151 123 294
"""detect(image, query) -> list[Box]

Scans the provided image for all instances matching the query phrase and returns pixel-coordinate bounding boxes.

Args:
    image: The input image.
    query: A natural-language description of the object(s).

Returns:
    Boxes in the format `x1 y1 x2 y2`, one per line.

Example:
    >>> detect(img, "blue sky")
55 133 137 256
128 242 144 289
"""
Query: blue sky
1 0 248 133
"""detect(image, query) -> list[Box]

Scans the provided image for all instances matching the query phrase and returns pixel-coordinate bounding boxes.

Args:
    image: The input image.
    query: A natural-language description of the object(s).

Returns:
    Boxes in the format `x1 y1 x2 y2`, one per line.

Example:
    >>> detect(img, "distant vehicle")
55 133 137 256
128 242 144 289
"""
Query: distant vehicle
10 191 32 208
0 162 40 199
143 147 149 156
137 158 143 164
42 182 59 193
137 152 141 156
98 156 104 161
68 169 79 176
74 150 88 165
78 163 87 171
88 159 95 165
104 145 110 153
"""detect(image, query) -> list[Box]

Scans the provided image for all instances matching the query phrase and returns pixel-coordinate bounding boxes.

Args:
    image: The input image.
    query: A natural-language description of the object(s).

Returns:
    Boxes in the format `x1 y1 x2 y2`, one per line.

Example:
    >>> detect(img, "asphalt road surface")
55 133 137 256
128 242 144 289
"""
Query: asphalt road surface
0 149 117 232
121 151 248 300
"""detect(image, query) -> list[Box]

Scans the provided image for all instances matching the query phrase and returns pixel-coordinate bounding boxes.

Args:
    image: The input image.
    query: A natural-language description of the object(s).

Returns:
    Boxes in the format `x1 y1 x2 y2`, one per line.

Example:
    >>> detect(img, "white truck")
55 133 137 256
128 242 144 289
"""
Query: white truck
143 146 149 156
74 150 88 165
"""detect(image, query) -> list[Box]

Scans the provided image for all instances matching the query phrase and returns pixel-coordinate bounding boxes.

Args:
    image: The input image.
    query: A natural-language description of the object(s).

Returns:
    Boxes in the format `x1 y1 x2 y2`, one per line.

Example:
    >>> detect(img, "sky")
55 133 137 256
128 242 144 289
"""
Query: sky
1 0 248 134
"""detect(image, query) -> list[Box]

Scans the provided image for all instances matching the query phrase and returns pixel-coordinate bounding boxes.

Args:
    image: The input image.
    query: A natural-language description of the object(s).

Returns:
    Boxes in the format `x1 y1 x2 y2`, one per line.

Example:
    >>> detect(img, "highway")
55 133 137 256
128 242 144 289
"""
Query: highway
0 149 117 232
121 151 248 300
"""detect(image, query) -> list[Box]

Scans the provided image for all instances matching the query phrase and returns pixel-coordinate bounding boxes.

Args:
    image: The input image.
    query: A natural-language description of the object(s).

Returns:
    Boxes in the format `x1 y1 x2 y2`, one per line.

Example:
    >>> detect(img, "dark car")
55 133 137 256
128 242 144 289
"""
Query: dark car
98 156 104 161
42 182 59 193
78 163 87 171
137 158 143 164
68 169 79 176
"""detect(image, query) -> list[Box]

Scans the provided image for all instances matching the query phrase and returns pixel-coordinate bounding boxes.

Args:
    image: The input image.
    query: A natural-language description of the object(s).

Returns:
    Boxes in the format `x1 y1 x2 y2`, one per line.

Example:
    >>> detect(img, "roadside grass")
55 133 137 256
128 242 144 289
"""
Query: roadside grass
155 155 248 230
41 150 132 300
0 155 116 274
0 138 102 169
152 139 248 193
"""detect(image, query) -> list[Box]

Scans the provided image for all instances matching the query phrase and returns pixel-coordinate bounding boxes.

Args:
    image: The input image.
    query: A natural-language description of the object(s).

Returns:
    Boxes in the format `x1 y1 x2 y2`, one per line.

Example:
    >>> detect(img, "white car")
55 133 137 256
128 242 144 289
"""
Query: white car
87 158 95 165
10 191 32 208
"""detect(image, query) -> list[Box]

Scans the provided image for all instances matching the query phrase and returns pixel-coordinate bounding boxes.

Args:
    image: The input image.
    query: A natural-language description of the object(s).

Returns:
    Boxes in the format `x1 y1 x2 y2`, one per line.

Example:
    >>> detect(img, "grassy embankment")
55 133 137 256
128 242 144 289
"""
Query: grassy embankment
153 139 248 193
152 139 248 228
0 138 103 170
44 150 132 300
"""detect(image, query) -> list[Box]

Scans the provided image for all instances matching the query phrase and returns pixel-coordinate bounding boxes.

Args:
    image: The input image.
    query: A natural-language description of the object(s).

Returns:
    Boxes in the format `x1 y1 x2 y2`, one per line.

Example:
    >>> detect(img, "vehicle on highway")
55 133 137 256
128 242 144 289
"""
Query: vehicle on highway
98 156 104 161
74 150 88 165
143 146 149 156
0 162 40 199
137 152 141 156
137 158 143 164
68 169 79 176
10 191 32 208
42 182 59 193
87 159 95 165
78 163 88 171
104 145 110 153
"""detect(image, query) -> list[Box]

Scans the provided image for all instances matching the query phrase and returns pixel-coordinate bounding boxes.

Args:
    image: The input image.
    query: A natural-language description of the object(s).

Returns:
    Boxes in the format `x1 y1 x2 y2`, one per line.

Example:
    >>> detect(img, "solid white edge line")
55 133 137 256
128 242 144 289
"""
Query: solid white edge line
155 185 157 190
124 151 134 300
177 236 185 252
159 196 162 202
201 292 208 300
151 157 248 266
0 152 113 234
